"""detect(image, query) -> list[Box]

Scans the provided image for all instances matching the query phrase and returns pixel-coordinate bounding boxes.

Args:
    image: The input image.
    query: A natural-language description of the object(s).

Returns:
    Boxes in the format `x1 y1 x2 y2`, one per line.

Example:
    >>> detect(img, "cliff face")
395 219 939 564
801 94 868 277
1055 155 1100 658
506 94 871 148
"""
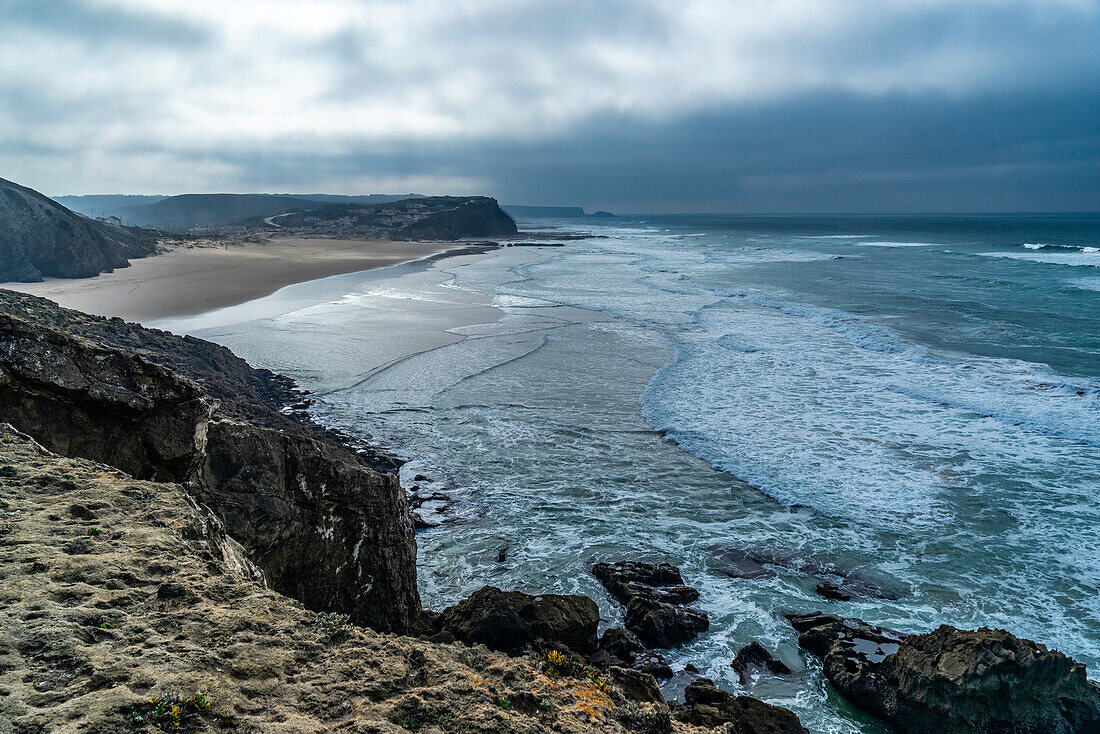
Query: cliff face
390 197 518 240
200 421 417 632
0 177 159 282
0 291 420 633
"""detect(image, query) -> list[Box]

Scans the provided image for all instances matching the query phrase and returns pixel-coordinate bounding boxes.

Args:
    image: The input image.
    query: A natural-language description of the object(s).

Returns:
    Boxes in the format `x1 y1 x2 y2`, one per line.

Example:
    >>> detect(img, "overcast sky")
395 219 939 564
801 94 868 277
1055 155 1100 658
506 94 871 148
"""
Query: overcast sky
2 0 1098 212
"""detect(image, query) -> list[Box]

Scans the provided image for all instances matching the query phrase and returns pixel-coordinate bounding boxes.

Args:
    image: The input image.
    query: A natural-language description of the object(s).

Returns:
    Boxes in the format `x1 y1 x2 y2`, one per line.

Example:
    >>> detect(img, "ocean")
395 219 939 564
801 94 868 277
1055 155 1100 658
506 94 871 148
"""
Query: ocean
167 214 1100 732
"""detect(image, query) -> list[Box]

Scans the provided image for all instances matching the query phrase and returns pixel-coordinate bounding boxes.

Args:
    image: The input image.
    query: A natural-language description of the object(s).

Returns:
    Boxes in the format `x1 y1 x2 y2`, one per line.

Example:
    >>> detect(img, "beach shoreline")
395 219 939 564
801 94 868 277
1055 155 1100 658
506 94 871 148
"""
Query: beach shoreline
0 234 478 322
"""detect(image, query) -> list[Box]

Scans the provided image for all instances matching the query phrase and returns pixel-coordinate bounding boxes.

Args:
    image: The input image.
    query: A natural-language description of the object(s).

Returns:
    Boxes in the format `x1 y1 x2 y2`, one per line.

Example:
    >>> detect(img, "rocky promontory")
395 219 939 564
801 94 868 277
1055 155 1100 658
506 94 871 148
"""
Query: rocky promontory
789 612 1100 733
0 291 418 632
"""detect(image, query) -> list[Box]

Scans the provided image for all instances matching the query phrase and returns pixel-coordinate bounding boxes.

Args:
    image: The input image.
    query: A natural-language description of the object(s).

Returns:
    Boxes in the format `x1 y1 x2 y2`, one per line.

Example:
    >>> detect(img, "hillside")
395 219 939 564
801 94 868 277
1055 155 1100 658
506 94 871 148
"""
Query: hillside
52 194 167 219
118 193 317 231
271 196 518 240
115 193 428 232
0 177 159 282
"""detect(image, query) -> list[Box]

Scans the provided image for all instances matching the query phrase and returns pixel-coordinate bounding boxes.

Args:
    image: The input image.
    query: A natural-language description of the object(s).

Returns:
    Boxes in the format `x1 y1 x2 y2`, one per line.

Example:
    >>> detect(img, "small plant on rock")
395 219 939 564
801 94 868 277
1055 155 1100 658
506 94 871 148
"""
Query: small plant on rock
497 697 512 711
543 649 567 677
312 612 352 643
586 667 609 692
130 693 211 731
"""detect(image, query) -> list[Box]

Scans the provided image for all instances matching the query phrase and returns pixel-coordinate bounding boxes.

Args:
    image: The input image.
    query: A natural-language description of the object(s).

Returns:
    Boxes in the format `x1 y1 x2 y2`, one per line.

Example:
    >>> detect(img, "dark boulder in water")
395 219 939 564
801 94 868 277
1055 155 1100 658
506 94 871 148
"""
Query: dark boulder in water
731 641 792 684
711 545 909 600
438 585 599 655
790 613 1100 734
670 678 808 733
625 598 710 649
592 560 701 605
815 581 852 601
592 560 709 648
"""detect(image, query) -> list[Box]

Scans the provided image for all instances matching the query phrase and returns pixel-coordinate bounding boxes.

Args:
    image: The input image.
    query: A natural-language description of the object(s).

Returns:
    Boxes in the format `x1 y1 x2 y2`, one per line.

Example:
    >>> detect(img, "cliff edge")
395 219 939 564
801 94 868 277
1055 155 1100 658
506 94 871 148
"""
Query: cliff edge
0 290 419 632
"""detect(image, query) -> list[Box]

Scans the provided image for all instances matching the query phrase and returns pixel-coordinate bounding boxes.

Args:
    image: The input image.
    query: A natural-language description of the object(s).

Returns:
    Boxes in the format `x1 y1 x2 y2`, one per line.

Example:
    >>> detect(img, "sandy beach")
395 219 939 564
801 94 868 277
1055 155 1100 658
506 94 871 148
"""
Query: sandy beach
2 235 469 322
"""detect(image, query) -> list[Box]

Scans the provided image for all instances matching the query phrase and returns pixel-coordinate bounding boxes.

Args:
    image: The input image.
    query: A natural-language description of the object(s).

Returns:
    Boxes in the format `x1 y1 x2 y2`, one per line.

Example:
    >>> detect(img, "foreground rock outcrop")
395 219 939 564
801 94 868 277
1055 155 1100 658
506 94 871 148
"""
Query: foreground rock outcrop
0 290 419 632
670 679 807 733
425 586 600 655
0 429 698 733
790 612 1100 734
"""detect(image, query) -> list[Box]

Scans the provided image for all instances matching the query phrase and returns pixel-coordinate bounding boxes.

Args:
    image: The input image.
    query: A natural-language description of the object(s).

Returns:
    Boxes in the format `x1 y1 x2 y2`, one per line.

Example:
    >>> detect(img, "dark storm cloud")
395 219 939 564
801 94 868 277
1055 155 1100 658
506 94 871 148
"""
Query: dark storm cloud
0 0 1097 211
142 87 1096 213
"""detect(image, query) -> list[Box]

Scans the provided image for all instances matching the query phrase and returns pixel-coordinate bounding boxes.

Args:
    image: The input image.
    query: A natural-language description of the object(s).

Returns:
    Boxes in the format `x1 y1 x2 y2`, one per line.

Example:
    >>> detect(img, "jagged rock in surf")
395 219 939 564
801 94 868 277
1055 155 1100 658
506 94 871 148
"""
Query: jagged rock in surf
789 612 1100 734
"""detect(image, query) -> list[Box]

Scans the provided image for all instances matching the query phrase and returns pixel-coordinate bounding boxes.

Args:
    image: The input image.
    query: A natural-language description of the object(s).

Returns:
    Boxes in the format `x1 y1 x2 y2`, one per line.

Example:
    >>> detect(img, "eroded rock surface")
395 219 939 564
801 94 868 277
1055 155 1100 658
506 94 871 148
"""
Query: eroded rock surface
199 420 417 632
0 314 213 482
790 612 1100 734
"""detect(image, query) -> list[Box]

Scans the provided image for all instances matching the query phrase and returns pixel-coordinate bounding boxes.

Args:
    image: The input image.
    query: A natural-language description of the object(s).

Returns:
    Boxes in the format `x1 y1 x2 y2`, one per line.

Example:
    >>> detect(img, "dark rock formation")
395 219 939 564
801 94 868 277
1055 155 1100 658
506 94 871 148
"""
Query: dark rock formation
436 586 599 655
625 598 710 649
589 627 673 679
0 176 158 281
670 679 808 733
607 666 666 705
592 560 701 606
731 642 792 685
815 582 852 601
198 421 417 632
389 197 517 241
592 560 709 648
0 314 213 482
790 613 1100 734
0 294 420 633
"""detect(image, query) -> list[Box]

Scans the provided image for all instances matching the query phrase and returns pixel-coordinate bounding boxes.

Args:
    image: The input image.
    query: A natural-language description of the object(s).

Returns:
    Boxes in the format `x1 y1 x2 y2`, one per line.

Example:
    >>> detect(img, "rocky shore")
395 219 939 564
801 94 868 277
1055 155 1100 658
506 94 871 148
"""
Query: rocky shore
2 288 1099 733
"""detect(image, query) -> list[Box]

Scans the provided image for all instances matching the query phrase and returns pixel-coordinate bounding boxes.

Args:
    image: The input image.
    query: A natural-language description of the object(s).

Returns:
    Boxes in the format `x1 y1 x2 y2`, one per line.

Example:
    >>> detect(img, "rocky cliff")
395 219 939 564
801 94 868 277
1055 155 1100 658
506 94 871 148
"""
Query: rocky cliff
389 197 518 240
0 177 160 282
0 290 419 632
0 428 697 733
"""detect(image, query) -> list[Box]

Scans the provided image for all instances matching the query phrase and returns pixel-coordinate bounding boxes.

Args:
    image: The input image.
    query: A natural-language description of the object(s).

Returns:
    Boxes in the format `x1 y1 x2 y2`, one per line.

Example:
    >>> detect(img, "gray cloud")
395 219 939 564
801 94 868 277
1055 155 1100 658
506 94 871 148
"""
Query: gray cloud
0 0 1097 211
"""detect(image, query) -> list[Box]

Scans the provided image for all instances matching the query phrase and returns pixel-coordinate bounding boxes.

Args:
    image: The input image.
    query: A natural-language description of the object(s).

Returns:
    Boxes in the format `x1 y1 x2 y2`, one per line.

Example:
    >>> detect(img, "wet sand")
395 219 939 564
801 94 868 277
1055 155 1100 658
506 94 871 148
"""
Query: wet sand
2 235 469 322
